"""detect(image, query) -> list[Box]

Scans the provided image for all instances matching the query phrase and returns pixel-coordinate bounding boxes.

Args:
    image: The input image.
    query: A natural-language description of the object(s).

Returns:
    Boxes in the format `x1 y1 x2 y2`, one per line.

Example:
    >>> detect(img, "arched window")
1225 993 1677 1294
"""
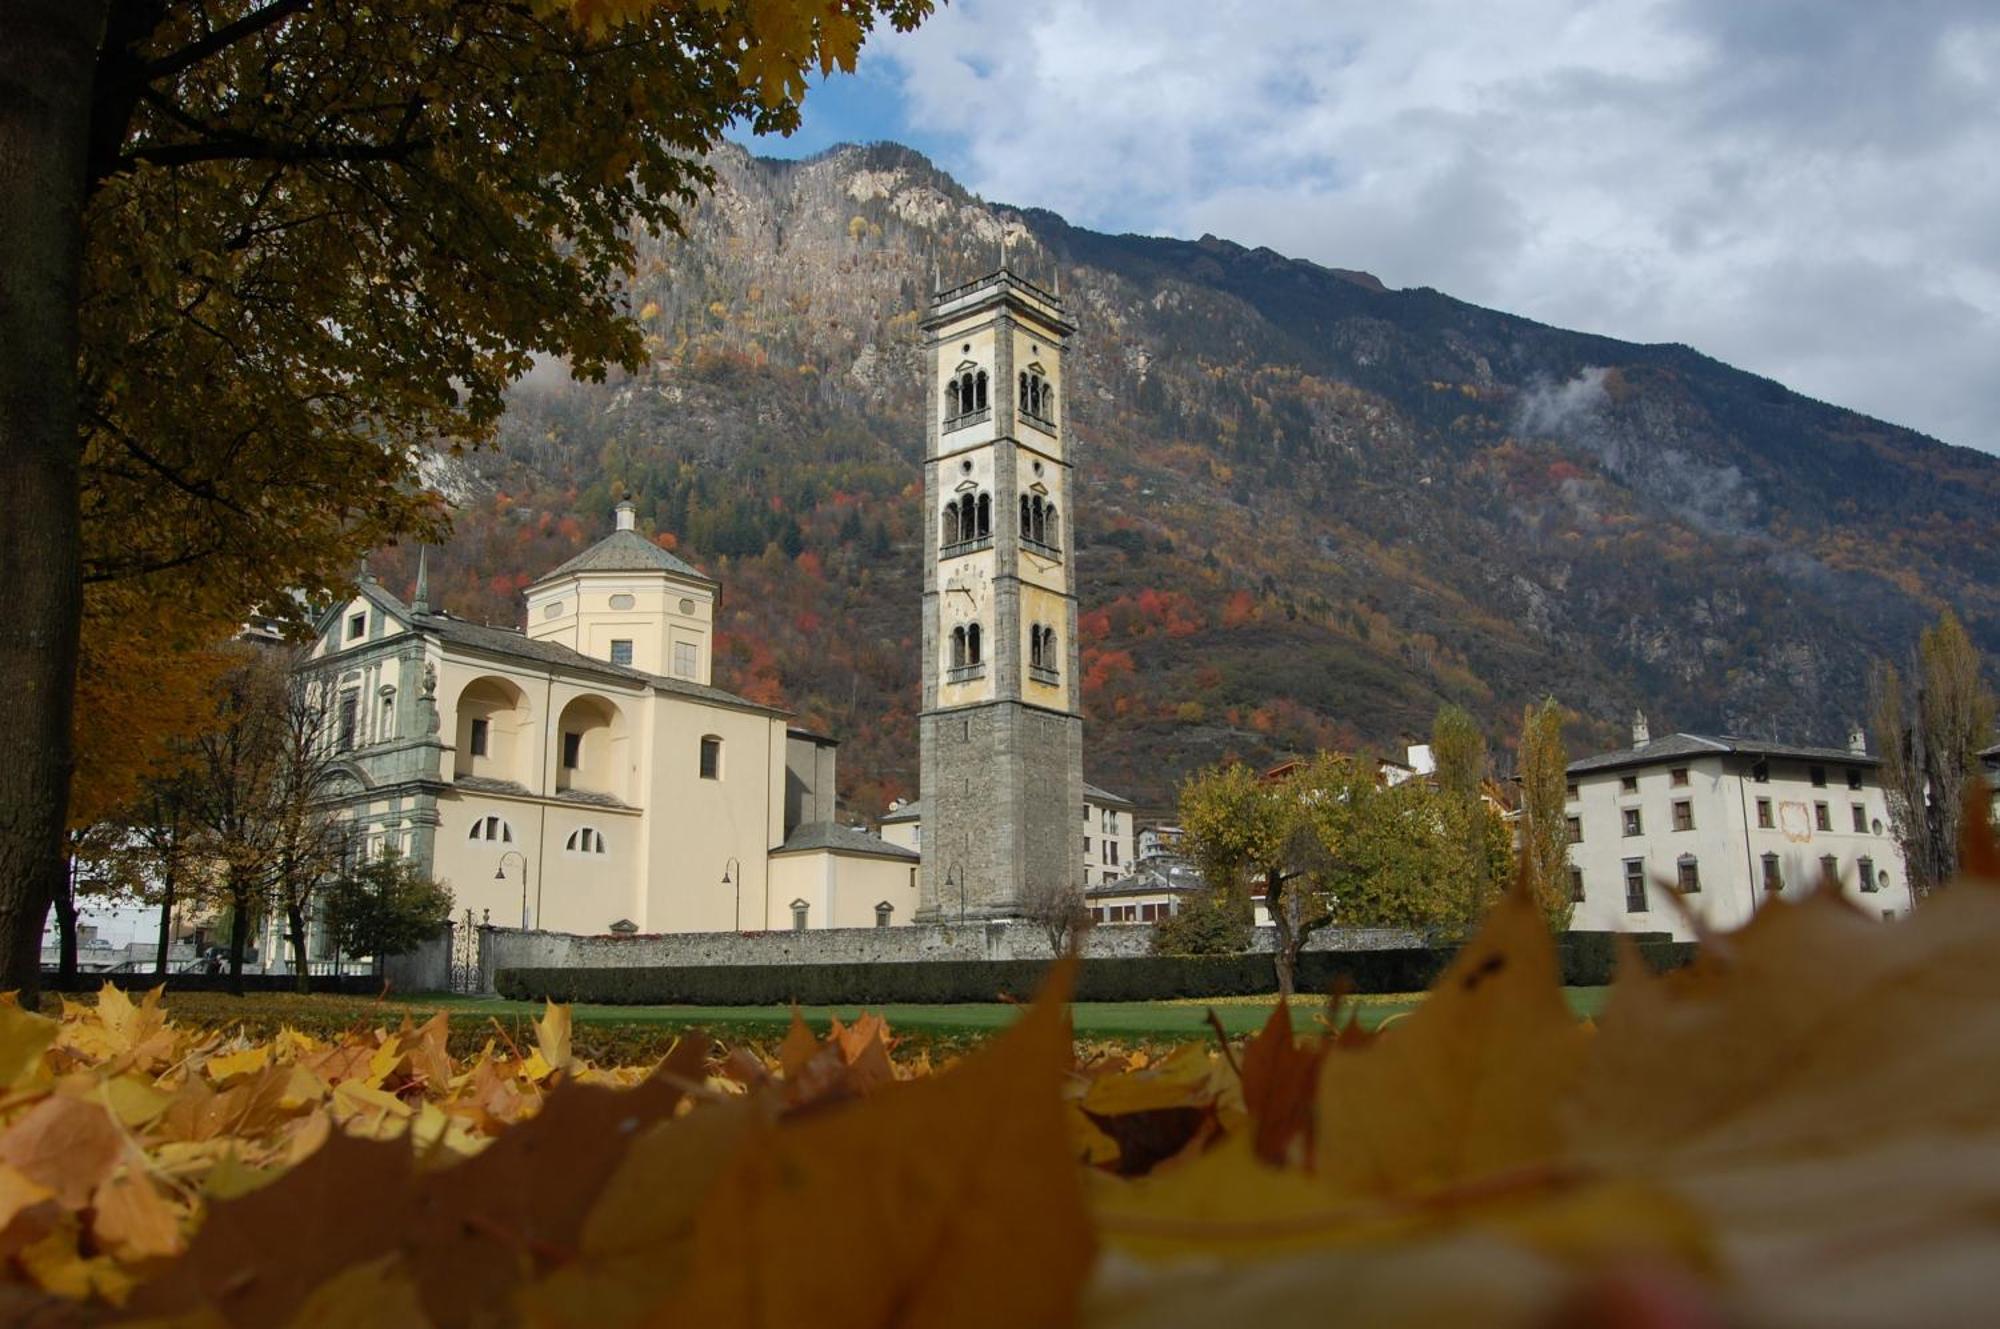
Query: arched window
959 372 976 413
1029 624 1043 669
1045 505 1060 547
946 380 961 418
951 626 967 669
1043 627 1058 667
1020 494 1031 533
959 493 975 538
565 827 607 855
1042 382 1055 424
942 502 960 547
976 493 991 538
1019 370 1030 412
1031 496 1047 545
468 815 514 844
974 370 988 411
967 622 982 665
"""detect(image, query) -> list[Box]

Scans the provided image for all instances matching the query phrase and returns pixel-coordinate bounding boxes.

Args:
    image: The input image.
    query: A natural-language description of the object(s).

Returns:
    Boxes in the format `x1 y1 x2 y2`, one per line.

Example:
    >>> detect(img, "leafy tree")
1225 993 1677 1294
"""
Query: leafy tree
1430 705 1488 804
1516 698 1573 934
322 849 454 964
1150 887 1253 958
1872 610 1996 901
0 0 934 1002
1430 704 1497 925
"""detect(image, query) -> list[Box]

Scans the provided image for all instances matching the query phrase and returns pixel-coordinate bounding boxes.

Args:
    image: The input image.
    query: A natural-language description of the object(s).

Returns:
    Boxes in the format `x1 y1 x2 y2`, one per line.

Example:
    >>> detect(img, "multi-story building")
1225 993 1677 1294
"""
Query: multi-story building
304 503 917 937
1566 714 1913 940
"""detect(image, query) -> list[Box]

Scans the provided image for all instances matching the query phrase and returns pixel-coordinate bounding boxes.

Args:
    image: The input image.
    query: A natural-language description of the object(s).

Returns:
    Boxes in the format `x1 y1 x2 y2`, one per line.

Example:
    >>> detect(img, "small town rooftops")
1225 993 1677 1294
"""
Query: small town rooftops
1568 732 1881 777
1082 782 1134 807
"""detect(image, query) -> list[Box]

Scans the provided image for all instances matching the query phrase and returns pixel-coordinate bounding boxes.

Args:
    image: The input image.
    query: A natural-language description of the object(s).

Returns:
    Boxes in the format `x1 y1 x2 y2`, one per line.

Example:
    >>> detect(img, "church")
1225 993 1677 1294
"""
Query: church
305 502 919 936
305 264 1093 938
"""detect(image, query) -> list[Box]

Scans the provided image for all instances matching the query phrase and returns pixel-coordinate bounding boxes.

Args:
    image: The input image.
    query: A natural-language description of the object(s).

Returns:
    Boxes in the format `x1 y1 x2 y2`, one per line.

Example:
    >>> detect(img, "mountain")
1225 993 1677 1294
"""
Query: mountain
379 141 2000 819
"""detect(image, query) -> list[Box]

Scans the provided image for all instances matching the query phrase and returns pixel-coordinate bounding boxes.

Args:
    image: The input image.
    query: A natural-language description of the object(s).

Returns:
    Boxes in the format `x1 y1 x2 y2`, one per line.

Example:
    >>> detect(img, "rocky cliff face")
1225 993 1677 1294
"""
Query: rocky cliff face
390 142 2000 815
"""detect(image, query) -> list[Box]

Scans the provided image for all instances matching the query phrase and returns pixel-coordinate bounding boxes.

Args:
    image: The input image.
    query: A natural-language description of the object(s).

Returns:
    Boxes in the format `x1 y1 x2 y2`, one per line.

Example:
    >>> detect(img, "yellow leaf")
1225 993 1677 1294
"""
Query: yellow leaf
93 1171 186 1263
1316 884 1588 1198
203 1046 271 1085
0 994 59 1089
0 1160 54 1234
534 1001 573 1076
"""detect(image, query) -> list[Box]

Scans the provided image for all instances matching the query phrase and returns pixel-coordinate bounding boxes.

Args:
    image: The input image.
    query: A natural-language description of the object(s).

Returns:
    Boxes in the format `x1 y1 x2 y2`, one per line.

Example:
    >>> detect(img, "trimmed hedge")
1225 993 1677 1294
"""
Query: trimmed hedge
46 972 387 996
495 932 1693 1007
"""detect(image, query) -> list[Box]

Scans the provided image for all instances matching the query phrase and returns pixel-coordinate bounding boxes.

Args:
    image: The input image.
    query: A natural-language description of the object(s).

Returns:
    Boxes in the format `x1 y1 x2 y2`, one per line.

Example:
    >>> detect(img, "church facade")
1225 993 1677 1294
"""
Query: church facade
916 268 1086 920
303 502 918 938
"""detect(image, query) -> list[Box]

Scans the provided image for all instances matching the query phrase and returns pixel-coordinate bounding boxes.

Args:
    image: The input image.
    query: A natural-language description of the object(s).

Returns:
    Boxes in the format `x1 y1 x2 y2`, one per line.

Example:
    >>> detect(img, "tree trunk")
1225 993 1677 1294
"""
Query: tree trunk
0 0 106 1008
1267 871 1296 1000
53 855 79 984
288 899 311 994
227 874 250 996
154 864 175 976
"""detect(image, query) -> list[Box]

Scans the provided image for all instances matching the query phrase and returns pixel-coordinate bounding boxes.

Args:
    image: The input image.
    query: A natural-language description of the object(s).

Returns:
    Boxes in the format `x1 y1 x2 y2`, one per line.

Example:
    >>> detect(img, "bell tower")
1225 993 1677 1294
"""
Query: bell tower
917 267 1083 921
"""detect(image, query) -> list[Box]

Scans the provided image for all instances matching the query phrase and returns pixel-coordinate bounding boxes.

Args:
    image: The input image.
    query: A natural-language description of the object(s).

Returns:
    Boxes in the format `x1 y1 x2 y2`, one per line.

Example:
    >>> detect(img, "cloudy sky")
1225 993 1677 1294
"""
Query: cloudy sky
742 0 2000 454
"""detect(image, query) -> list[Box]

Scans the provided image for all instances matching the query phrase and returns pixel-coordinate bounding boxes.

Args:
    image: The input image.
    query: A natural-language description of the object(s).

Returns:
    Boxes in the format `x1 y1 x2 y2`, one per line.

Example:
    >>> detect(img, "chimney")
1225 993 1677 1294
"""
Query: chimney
1848 725 1867 756
614 500 636 533
1632 710 1650 748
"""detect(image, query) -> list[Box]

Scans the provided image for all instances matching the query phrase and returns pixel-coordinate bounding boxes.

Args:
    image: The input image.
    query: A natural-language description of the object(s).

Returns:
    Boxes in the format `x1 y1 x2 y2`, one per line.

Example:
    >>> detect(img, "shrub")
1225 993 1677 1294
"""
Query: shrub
1151 889 1253 956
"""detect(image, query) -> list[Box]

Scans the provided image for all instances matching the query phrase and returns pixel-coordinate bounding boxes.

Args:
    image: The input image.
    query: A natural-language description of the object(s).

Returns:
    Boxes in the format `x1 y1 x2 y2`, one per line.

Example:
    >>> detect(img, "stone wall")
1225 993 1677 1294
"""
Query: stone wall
466 920 1426 994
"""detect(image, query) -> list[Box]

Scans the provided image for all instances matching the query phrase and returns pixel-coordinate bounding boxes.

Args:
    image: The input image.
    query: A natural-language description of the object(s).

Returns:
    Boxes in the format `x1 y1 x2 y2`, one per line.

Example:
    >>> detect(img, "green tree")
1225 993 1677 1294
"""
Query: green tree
1430 704 1488 805
1516 698 1573 934
1872 609 1996 901
322 849 453 964
1430 704 1497 925
0 0 934 1001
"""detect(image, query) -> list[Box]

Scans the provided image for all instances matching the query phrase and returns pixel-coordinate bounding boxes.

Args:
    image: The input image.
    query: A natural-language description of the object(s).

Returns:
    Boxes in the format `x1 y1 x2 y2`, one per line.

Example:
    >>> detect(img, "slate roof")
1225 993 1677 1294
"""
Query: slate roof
1568 732 1880 776
413 611 787 717
1083 782 1133 807
878 800 923 824
529 529 713 587
772 821 919 860
1087 858 1206 899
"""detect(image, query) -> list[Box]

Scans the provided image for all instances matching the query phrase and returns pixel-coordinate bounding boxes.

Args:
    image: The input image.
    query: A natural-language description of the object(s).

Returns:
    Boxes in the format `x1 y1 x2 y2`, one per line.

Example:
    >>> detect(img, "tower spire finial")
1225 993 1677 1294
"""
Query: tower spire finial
410 545 431 615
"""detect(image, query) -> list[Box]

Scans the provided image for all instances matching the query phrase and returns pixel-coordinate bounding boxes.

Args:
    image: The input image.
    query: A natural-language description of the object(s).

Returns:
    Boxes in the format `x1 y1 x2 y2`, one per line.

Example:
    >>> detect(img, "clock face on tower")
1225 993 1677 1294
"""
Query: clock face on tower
943 564 989 613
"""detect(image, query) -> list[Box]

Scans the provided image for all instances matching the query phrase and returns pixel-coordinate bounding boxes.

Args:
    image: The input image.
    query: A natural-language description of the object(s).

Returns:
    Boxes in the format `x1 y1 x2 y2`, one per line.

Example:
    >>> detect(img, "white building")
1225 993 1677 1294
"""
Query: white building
876 779 1135 899
1565 715 1913 940
305 502 918 938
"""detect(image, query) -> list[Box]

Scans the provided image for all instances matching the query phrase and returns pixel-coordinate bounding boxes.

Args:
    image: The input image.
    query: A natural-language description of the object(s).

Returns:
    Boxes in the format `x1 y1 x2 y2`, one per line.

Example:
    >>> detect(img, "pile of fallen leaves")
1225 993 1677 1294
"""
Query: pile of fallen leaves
4 833 1998 1326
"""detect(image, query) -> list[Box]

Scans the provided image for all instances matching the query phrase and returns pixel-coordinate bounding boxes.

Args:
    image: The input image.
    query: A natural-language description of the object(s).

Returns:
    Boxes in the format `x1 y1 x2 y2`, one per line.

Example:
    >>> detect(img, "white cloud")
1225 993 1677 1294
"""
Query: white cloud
858 0 2000 451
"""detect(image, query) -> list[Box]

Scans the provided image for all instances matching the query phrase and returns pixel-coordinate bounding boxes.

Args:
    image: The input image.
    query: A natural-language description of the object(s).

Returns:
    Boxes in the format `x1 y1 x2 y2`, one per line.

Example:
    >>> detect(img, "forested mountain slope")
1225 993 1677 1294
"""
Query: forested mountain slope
376 143 2000 816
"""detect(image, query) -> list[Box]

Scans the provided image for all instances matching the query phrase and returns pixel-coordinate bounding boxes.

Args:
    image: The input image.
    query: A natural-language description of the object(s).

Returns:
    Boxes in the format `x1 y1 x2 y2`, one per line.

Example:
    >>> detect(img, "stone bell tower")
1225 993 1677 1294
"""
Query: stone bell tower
916 267 1083 921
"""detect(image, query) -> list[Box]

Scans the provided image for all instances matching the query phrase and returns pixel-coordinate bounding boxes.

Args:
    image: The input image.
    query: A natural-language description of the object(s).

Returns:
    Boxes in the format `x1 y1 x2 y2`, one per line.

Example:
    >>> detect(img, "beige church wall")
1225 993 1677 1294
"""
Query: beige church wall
766 852 919 930
546 682 643 805
433 793 550 931
1018 583 1072 710
641 703 786 933
527 573 714 681
436 657 554 788
314 592 409 661
1011 324 1065 458
536 808 643 934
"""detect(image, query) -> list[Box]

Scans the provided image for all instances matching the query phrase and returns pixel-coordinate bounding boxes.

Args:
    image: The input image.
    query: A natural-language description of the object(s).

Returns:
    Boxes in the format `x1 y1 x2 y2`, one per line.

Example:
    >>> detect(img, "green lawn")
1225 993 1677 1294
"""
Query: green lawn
97 986 1612 1058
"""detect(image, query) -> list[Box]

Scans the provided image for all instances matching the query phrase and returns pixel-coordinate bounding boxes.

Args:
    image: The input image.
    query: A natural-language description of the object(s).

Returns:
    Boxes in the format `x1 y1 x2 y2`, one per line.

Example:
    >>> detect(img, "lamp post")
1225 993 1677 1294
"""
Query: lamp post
945 860 966 926
721 856 742 932
494 851 529 929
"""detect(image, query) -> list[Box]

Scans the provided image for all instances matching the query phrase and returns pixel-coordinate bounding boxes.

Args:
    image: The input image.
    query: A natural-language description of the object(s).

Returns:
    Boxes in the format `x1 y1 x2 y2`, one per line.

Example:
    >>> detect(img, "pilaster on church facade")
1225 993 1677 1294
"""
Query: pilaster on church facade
917 267 1086 921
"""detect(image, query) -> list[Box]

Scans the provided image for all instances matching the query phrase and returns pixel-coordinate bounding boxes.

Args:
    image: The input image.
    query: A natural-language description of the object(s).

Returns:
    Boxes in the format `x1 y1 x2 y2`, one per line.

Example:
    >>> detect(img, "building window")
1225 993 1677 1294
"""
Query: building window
1676 856 1701 893
1670 767 1689 787
1566 816 1582 844
1814 802 1831 832
875 901 894 928
609 639 633 667
336 690 359 752
699 735 722 780
1752 761 1769 783
1084 836 1092 855
1820 854 1840 885
1858 856 1876 893
347 612 366 641
1568 866 1585 903
1105 842 1119 867
1620 775 1639 794
1624 860 1647 913
564 827 607 855
1756 798 1773 829
1846 768 1863 790
791 899 810 933
1851 804 1867 833
562 731 583 770
674 641 699 678
1622 807 1643 837
469 717 489 758
1762 852 1782 893
468 815 513 844
966 622 982 665
1672 800 1694 832
1565 781 1579 801
1810 765 1827 788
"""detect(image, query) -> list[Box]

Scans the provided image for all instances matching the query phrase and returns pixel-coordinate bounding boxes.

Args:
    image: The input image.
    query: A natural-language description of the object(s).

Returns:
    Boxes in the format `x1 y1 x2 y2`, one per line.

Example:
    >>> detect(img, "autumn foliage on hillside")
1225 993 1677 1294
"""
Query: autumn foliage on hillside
5 811 1999 1325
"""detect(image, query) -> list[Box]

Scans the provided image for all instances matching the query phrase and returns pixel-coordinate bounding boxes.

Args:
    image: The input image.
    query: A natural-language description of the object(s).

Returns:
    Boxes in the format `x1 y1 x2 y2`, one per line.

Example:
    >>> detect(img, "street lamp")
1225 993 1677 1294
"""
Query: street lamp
945 860 966 926
721 856 742 931
494 851 529 929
